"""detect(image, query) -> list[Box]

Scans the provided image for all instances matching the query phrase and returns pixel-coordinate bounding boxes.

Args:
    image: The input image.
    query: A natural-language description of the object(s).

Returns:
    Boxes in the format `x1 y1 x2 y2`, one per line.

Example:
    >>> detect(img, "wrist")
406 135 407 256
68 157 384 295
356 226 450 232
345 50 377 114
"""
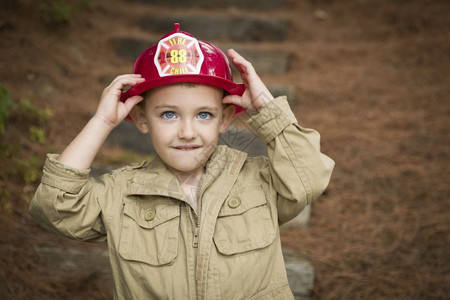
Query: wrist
250 91 274 112
91 114 117 132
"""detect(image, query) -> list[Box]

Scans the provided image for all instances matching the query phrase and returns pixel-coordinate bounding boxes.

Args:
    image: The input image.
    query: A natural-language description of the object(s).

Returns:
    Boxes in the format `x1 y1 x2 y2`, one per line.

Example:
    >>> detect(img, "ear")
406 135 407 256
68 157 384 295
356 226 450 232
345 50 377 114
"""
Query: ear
129 105 149 134
219 104 235 134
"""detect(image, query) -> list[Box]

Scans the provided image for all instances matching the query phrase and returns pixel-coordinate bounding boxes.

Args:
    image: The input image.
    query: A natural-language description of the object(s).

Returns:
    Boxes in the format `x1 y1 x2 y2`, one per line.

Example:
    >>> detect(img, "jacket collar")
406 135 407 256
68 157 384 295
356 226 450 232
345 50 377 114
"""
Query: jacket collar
200 145 247 189
126 145 248 200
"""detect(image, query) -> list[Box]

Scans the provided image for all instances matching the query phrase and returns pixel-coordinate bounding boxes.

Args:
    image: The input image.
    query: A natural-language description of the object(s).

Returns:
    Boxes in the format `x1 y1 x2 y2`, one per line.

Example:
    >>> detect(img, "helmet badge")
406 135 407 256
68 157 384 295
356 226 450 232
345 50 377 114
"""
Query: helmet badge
154 30 204 77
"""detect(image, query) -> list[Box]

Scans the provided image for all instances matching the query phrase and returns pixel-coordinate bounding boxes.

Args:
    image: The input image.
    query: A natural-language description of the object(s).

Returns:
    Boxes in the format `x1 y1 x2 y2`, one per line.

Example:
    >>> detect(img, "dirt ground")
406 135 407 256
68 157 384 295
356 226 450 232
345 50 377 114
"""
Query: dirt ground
1 0 449 299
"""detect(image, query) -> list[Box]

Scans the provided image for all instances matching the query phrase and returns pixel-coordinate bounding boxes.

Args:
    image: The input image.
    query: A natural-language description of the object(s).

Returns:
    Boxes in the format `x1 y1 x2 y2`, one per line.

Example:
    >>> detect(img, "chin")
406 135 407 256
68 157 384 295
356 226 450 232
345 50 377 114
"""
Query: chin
168 160 204 173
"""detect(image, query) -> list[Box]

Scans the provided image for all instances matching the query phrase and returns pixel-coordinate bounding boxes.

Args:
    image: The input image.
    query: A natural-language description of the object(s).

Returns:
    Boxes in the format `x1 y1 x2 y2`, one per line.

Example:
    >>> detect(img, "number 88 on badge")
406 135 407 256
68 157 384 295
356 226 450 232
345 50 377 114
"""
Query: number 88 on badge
154 27 204 76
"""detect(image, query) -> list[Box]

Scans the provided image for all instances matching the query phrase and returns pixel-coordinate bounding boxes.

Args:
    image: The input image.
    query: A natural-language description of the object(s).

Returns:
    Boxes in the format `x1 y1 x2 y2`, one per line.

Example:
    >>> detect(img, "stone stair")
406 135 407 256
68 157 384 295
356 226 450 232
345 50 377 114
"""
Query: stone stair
97 1 313 298
132 0 286 10
138 14 288 42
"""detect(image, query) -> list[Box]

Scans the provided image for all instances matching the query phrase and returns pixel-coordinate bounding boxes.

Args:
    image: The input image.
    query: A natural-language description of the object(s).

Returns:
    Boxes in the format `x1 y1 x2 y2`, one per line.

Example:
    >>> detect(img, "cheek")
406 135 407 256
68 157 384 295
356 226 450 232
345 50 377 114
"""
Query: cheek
148 122 170 142
199 124 221 142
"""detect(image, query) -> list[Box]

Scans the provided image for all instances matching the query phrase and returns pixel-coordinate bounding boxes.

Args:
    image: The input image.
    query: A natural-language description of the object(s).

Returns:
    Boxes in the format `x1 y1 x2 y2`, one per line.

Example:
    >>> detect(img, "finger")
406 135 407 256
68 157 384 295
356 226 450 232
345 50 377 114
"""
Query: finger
105 77 145 97
124 95 144 109
119 95 144 119
108 74 145 89
227 48 246 61
113 74 143 81
227 49 245 65
223 94 256 112
222 94 242 106
227 49 255 76
228 51 264 90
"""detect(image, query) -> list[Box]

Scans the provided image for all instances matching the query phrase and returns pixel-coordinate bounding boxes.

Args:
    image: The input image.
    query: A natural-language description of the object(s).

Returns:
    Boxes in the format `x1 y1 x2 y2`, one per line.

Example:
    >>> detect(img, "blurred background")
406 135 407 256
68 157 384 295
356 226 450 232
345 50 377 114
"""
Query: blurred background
0 0 449 299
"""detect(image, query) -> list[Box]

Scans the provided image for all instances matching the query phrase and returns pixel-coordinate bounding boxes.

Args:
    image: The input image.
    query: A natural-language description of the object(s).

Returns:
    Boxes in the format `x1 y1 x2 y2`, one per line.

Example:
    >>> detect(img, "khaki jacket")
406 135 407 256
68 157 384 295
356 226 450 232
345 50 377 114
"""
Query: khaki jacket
29 97 334 299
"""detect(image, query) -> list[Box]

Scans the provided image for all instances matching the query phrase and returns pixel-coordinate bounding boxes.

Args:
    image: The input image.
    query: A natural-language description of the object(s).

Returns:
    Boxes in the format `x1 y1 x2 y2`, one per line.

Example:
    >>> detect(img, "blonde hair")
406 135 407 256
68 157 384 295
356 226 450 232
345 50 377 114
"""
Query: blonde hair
139 82 227 109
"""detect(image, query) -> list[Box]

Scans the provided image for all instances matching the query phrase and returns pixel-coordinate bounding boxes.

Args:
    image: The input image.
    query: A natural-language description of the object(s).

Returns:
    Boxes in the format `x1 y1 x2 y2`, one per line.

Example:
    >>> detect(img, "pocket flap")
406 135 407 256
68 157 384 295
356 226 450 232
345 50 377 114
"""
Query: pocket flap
123 199 180 229
218 187 267 217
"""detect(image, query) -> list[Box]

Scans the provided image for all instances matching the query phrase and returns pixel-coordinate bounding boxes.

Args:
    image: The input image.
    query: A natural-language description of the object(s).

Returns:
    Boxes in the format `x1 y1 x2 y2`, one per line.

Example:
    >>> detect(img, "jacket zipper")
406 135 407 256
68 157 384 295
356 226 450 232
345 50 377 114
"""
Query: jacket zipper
193 192 201 248
189 201 201 248
192 183 207 248
193 225 199 248
191 164 215 248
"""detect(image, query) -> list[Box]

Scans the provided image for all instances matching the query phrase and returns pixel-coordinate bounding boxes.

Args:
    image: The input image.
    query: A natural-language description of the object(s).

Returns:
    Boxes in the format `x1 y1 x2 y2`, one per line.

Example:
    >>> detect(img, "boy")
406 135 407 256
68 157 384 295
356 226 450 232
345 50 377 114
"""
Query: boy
29 24 334 299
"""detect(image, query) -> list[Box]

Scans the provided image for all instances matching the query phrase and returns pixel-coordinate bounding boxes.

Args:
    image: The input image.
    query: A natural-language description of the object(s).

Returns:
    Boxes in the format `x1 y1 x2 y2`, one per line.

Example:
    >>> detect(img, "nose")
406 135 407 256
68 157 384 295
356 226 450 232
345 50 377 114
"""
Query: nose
178 119 197 140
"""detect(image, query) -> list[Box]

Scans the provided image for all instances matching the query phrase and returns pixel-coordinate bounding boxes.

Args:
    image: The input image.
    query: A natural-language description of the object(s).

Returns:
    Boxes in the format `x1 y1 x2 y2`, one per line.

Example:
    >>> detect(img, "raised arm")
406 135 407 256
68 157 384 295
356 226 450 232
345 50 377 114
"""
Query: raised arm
225 49 334 224
58 74 144 169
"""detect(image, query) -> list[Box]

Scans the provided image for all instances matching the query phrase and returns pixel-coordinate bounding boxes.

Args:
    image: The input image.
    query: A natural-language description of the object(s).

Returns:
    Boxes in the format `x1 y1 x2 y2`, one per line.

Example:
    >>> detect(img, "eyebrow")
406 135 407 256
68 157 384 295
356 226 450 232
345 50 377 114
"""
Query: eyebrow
154 105 219 112
154 105 178 110
197 106 219 112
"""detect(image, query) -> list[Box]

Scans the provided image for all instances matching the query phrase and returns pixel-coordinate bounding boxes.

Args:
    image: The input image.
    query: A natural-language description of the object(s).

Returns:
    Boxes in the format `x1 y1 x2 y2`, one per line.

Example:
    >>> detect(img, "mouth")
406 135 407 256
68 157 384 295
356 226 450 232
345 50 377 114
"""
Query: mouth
173 144 201 151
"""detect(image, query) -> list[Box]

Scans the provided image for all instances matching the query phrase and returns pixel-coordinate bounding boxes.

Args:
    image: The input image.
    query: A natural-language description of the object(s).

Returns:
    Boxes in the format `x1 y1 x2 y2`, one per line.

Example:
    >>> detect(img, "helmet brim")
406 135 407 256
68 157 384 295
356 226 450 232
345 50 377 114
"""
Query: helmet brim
121 75 245 100
121 74 246 120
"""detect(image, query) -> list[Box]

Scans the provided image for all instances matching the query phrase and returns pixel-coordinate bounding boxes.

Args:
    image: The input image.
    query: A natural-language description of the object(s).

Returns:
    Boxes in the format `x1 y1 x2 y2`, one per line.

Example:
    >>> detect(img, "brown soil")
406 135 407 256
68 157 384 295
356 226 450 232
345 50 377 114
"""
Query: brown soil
1 0 449 299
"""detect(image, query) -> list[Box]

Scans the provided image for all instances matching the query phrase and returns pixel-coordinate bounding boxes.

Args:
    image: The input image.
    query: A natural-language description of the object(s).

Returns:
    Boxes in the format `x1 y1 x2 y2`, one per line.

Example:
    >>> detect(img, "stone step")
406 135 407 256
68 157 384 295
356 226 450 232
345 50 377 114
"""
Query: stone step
113 38 292 75
283 249 314 300
34 246 312 299
34 245 113 290
138 14 289 42
91 163 113 177
131 0 286 11
282 204 311 229
112 37 154 63
219 44 292 76
104 119 155 154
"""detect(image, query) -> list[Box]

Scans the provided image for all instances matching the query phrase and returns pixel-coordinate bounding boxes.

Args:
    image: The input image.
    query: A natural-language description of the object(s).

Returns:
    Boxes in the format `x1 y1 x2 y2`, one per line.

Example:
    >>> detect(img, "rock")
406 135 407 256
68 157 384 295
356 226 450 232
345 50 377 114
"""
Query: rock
35 245 110 272
91 164 113 177
283 249 314 300
268 85 296 106
34 245 112 289
219 117 267 157
105 120 155 154
112 38 157 62
281 204 311 229
315 10 330 20
138 14 288 42
217 44 292 75
130 0 286 11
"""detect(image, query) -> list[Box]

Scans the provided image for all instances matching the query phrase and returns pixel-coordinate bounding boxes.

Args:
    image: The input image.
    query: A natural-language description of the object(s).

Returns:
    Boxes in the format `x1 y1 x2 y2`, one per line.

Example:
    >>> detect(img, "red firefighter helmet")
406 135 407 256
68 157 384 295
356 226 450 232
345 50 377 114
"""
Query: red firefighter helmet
121 23 245 114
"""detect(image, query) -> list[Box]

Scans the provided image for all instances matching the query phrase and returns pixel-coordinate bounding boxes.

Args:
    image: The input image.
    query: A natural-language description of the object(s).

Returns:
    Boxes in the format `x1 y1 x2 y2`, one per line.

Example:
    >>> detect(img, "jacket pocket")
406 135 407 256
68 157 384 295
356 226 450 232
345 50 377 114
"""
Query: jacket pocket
213 186 276 255
119 198 180 266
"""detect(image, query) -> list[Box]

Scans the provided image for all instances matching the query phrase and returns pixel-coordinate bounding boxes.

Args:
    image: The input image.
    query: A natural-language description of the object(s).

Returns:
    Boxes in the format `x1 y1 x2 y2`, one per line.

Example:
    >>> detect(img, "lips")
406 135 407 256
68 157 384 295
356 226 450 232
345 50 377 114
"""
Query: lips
173 144 201 151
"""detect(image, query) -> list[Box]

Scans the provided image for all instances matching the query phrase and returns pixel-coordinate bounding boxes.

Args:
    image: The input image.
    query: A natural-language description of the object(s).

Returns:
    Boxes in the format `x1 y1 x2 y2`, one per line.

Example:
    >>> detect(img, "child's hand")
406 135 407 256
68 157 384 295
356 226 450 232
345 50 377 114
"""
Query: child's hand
223 49 274 113
94 74 145 128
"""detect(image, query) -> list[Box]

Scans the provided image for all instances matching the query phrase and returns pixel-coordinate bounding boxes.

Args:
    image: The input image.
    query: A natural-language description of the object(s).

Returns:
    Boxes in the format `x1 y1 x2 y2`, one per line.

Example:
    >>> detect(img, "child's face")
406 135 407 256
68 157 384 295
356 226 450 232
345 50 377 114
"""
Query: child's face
132 83 234 177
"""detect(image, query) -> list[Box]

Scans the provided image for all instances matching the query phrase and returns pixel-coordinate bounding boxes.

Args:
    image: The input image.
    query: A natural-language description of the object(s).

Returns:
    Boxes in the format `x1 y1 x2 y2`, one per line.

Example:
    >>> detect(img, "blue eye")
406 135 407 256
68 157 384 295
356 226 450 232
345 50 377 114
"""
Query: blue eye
198 112 211 120
162 111 176 119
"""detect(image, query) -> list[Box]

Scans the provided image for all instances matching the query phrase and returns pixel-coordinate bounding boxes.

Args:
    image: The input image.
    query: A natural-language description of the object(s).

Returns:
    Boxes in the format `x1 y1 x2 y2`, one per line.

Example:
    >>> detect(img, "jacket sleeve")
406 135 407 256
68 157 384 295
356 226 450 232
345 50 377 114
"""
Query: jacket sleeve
247 96 335 224
29 154 108 242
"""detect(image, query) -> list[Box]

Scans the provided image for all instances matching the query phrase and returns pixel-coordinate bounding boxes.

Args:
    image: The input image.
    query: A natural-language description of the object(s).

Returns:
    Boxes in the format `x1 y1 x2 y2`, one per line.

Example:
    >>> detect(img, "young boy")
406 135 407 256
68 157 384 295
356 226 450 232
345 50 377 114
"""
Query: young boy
29 24 334 299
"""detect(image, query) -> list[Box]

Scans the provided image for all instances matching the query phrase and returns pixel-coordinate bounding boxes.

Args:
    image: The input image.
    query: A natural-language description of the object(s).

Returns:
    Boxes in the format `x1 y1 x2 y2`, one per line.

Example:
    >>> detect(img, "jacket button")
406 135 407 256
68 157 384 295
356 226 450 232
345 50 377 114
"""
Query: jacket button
228 198 241 209
144 208 156 221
